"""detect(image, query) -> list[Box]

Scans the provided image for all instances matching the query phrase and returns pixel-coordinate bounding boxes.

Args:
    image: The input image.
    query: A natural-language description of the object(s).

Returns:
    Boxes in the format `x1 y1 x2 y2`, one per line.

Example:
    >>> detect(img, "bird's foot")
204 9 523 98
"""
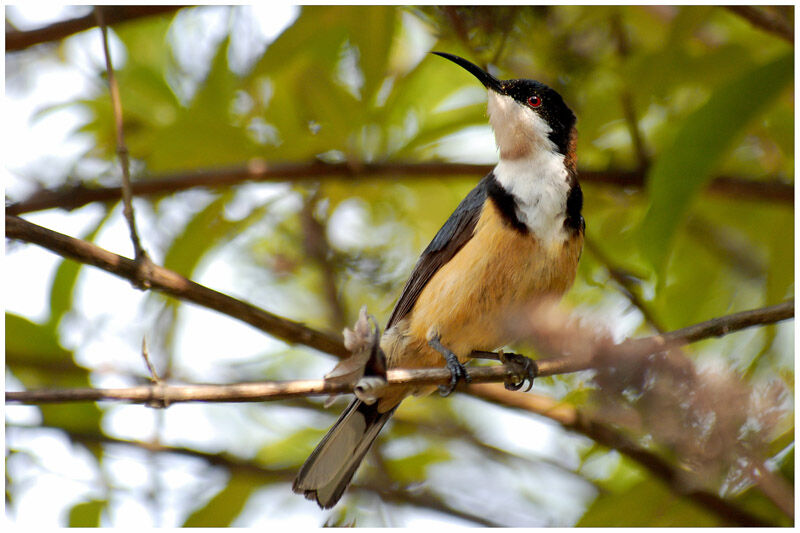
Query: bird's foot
428 337 471 396
499 351 537 392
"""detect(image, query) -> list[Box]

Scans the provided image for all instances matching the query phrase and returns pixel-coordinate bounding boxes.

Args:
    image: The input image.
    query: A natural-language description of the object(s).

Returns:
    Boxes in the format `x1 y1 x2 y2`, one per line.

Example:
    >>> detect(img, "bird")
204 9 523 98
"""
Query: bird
293 51 584 509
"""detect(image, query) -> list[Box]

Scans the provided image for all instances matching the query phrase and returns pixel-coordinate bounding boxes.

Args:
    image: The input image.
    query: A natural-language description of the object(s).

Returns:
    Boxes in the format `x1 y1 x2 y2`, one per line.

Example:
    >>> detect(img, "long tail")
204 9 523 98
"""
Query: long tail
293 399 395 509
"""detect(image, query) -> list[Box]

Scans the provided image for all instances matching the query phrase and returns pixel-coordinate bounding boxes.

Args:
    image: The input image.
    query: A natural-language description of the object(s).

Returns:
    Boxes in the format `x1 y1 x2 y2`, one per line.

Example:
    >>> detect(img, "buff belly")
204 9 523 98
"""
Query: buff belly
378 201 582 410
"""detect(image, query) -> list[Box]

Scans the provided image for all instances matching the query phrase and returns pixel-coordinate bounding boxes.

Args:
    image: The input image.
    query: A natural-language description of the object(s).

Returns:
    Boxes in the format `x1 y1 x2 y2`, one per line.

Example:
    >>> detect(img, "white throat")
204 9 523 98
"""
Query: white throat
493 154 571 247
488 92 571 247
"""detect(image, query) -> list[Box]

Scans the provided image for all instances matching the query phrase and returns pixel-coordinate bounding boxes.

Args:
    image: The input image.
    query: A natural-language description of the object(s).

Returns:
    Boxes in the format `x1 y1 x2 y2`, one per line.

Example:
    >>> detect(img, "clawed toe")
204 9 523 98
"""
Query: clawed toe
500 352 537 392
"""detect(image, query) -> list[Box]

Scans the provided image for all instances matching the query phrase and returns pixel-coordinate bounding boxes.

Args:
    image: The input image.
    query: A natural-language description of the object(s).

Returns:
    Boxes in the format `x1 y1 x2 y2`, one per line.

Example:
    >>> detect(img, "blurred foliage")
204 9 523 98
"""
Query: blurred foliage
5 5 794 527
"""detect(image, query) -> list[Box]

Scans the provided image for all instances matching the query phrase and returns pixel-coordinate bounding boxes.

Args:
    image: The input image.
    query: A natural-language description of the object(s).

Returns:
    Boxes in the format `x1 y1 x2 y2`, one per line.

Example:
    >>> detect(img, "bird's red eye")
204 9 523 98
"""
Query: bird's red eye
527 95 542 108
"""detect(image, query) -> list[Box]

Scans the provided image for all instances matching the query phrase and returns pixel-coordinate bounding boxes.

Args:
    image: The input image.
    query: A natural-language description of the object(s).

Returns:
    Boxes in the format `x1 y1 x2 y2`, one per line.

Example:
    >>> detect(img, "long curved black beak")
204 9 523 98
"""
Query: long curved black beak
432 52 505 94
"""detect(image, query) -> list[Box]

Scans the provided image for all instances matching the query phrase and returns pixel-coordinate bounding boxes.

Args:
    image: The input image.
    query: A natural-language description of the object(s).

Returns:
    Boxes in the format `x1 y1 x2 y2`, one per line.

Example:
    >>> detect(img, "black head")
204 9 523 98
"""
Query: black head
432 52 576 157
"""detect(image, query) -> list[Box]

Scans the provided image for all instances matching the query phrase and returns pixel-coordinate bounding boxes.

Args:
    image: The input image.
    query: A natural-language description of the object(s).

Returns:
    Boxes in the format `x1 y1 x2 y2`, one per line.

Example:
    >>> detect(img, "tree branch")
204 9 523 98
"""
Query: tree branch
1 366 528 405
5 214 348 358
725 6 794 44
6 6 185 52
6 300 793 405
6 162 793 216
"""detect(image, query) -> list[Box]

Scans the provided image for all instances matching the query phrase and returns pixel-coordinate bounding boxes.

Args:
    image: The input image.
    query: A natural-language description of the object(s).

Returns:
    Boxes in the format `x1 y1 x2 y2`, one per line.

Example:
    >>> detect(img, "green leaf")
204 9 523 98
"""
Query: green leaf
731 483 793 527
147 38 260 171
255 427 325 467
384 447 451 483
346 6 396 103
637 52 792 276
6 313 71 362
249 6 349 81
48 209 113 328
6 313 102 433
182 473 259 527
162 193 231 276
68 499 106 527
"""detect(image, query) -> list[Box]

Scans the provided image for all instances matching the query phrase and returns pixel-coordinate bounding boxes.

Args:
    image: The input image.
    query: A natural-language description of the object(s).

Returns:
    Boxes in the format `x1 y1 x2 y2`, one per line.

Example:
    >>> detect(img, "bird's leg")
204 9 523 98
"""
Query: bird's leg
428 336 471 396
469 350 538 392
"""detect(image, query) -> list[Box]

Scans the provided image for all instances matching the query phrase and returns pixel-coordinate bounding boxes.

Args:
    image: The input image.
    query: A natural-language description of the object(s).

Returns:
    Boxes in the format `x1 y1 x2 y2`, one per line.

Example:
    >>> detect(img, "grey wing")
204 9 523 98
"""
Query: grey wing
385 174 492 329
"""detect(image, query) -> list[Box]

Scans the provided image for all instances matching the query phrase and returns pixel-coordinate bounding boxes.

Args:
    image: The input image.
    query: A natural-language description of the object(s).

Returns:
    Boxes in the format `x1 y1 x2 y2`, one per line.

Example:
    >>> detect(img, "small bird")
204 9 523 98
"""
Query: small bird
293 52 584 508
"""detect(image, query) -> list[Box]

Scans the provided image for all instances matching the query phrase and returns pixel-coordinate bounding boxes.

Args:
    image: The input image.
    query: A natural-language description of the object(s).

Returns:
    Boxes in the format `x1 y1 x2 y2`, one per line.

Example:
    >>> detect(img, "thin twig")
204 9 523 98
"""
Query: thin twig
583 237 664 333
140 337 169 410
7 163 792 216
639 299 792 348
140 337 161 384
95 7 148 265
300 191 347 331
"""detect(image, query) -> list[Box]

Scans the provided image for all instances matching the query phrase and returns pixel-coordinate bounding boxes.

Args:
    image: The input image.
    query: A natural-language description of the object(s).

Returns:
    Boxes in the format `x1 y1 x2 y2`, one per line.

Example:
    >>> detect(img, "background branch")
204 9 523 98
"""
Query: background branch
610 10 650 170
300 191 348 331
5 214 348 358
6 6 185 52
726 6 794 44
6 162 793 216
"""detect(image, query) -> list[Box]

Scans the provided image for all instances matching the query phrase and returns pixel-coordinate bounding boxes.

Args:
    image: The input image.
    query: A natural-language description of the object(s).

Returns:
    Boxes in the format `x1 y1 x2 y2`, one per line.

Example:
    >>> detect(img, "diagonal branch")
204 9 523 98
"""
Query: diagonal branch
6 6 185 52
725 6 794 44
5 214 347 358
6 162 793 216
